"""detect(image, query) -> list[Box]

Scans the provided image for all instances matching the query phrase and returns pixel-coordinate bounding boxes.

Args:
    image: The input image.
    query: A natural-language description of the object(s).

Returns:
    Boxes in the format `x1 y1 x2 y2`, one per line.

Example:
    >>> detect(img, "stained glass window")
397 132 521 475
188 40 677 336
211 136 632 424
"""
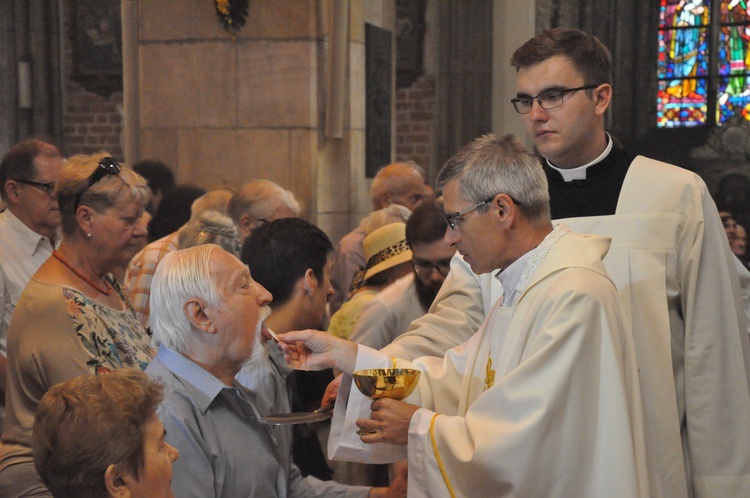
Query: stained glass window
657 0 750 127
718 1 750 122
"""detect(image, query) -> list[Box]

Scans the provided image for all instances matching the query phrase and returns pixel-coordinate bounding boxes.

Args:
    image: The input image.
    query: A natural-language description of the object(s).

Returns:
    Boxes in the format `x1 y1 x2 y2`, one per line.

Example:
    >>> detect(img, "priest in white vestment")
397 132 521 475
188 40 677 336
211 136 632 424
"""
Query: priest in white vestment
280 135 648 497
348 29 750 498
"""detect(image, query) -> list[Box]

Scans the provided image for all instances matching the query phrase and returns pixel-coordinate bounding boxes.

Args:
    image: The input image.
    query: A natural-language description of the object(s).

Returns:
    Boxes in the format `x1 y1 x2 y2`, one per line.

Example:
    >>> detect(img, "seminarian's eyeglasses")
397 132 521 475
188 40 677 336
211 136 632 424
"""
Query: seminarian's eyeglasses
75 157 122 208
510 85 599 114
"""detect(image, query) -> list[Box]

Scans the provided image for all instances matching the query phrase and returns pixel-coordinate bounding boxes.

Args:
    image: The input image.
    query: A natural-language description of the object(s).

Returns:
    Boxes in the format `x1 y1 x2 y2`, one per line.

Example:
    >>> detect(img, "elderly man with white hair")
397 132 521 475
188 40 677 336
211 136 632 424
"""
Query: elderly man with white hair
145 244 404 498
124 186 235 328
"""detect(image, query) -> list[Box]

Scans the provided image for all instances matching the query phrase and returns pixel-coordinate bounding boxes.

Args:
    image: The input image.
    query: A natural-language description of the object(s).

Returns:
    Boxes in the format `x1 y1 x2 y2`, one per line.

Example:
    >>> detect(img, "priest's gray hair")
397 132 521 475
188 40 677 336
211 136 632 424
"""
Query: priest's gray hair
436 134 550 225
150 244 226 353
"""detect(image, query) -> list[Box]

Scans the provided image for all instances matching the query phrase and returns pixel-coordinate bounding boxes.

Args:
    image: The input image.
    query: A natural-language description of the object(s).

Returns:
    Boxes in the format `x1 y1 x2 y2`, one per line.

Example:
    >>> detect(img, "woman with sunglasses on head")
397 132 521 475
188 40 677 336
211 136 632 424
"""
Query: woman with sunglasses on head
0 153 154 498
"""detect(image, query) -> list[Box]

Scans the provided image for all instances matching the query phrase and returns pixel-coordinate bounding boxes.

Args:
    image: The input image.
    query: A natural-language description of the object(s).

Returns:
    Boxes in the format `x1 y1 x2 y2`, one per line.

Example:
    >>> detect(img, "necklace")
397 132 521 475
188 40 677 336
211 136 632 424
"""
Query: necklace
52 250 110 296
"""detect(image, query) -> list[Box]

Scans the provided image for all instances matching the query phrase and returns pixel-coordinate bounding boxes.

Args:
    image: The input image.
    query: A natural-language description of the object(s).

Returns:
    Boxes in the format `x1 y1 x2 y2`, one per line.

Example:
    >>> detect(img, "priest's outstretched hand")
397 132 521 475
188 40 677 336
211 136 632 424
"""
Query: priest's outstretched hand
279 330 420 446
278 329 358 374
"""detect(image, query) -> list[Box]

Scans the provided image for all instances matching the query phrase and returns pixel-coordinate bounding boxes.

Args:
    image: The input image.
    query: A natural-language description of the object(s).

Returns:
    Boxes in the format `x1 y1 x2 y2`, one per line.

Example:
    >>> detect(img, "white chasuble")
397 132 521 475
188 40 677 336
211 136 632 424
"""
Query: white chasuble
372 156 750 497
329 231 648 497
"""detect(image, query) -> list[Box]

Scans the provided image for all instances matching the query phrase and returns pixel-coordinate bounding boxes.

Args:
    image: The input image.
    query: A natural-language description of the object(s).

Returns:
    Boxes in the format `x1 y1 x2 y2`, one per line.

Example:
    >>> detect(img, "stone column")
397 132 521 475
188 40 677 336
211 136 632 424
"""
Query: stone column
131 0 394 244
121 0 140 164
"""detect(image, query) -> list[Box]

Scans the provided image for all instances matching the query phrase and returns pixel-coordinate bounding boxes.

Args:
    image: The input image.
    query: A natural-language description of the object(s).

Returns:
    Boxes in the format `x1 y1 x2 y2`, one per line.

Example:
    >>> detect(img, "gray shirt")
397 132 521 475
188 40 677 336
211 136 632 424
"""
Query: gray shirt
147 345 369 498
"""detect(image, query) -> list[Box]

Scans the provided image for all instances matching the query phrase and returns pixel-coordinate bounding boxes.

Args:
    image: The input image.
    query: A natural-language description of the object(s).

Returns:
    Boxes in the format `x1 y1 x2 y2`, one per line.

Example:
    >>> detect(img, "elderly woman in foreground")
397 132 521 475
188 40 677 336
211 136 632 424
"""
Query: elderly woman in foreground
0 153 154 497
33 369 179 498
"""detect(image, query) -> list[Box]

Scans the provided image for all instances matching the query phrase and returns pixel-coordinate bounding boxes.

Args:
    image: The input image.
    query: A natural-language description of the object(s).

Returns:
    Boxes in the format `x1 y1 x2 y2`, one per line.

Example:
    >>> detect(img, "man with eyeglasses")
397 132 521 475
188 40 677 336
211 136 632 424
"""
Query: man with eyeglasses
509 28 750 498
350 200 453 351
366 28 750 498
330 162 428 316
0 139 63 431
290 134 647 497
124 187 234 329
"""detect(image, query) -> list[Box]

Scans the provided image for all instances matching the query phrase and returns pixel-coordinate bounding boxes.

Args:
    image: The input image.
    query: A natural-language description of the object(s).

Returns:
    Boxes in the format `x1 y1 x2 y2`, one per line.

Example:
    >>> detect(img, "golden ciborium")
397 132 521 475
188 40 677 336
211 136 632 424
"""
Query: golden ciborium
352 368 421 435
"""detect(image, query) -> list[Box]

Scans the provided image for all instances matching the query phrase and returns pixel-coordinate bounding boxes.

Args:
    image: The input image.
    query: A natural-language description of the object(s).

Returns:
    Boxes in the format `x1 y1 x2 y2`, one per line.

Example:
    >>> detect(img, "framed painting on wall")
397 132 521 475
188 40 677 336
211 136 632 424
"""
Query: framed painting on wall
71 0 123 97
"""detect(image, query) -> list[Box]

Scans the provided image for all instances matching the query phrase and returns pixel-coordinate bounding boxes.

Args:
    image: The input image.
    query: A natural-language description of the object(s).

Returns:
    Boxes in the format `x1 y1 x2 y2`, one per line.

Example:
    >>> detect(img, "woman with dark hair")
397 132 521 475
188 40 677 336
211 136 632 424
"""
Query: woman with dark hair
132 159 175 215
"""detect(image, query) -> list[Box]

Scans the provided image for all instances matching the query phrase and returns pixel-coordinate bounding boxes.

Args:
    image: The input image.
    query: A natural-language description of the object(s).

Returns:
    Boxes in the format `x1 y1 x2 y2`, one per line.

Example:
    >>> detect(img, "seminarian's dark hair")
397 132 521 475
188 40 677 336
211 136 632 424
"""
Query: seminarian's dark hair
510 28 612 86
242 217 333 307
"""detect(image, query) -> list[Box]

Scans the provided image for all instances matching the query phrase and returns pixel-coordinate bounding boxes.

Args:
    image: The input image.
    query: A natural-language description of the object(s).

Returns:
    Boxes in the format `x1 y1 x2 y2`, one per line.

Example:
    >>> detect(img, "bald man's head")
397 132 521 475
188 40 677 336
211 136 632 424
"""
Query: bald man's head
370 162 426 211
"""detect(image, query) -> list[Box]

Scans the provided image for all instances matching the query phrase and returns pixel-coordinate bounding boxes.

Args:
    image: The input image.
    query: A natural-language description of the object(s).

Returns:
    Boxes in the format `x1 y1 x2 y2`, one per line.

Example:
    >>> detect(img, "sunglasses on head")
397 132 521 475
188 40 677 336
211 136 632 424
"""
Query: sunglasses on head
75 157 121 209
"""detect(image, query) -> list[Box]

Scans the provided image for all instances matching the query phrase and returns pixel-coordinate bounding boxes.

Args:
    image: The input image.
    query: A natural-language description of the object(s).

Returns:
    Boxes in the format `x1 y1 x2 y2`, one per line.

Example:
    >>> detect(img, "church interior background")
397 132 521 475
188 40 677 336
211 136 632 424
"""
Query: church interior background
1 0 748 243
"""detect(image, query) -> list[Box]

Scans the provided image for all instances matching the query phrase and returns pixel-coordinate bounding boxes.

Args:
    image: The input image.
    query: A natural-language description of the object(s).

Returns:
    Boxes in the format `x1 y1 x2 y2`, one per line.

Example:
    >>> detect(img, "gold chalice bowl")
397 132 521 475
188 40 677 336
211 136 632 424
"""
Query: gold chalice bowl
352 368 421 435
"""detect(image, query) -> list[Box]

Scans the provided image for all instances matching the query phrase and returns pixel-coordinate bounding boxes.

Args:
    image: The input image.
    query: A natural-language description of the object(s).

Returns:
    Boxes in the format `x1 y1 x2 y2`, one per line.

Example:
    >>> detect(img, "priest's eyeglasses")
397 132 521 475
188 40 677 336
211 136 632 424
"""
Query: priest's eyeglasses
445 194 522 230
510 85 599 114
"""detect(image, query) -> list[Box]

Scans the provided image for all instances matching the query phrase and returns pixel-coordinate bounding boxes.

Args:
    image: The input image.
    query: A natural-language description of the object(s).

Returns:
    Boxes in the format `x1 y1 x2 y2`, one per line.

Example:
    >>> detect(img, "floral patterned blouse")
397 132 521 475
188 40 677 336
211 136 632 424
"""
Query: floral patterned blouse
64 278 153 374
0 276 154 475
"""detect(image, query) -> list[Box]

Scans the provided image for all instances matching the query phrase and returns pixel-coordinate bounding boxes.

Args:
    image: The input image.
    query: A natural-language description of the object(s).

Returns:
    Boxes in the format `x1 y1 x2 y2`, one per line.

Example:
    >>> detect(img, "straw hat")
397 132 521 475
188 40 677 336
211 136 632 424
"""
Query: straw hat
362 222 412 282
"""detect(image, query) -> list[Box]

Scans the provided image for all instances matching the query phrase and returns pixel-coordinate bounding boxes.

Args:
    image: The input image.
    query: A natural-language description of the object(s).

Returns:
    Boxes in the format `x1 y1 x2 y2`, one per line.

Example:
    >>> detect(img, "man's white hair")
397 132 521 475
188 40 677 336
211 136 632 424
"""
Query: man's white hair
150 244 225 353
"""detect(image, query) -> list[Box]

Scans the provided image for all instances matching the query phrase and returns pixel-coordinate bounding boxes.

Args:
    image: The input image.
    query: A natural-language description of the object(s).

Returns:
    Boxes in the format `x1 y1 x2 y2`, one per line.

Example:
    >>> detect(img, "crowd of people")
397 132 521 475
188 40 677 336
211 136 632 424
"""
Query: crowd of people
0 27 748 498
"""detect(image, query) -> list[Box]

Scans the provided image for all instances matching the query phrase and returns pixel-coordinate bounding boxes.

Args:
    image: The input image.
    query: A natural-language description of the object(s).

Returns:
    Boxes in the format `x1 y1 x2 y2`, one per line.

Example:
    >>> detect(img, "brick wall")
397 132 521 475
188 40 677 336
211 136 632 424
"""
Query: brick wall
395 75 435 173
60 1 123 159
